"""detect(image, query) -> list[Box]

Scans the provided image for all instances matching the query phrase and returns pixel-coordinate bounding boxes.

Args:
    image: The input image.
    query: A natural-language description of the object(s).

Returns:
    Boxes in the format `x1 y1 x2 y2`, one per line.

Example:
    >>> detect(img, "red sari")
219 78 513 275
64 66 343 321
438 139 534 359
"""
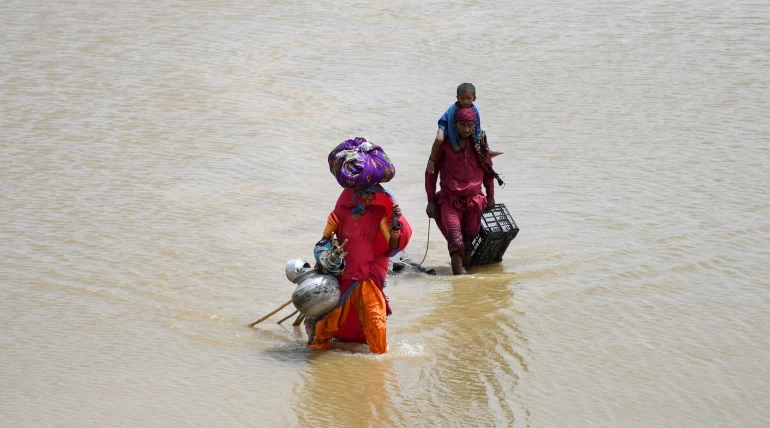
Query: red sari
310 188 412 351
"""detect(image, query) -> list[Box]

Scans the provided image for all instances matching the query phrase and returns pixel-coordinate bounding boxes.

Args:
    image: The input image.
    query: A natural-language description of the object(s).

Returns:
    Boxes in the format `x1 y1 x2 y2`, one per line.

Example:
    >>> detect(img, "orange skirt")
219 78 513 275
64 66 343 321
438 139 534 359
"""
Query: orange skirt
309 279 388 354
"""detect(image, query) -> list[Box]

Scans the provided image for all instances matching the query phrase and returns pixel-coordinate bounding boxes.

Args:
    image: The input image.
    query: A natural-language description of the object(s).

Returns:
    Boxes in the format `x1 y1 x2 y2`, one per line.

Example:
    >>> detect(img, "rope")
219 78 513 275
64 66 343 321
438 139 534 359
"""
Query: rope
417 218 431 268
398 218 432 270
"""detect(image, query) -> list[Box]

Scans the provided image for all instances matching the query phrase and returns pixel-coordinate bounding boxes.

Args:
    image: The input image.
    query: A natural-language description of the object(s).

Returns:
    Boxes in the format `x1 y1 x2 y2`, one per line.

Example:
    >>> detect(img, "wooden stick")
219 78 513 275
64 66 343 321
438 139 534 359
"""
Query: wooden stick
248 299 293 327
277 309 299 325
292 313 306 327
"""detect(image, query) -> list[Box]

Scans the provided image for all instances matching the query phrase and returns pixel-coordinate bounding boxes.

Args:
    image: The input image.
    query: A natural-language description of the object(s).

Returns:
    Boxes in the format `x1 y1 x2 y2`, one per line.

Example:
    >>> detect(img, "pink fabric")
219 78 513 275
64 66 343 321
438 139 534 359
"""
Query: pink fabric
331 205 383 285
437 200 482 255
426 139 494 256
425 139 494 200
332 278 368 343
329 207 389 342
330 188 413 341
454 107 476 123
334 188 412 260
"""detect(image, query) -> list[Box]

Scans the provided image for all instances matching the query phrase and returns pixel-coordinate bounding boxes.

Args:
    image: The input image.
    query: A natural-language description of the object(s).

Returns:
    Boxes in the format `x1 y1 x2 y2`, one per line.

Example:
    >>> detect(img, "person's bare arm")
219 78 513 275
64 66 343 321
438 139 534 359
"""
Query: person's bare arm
483 175 495 211
426 129 445 174
378 205 403 250
322 212 339 239
425 145 444 218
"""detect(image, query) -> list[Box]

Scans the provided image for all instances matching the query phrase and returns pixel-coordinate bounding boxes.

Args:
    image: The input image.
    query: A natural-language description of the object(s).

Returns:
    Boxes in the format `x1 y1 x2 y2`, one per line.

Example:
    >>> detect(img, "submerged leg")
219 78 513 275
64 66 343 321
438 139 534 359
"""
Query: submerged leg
460 205 482 270
309 300 352 350
352 279 388 354
451 252 463 275
461 237 473 270
439 203 466 275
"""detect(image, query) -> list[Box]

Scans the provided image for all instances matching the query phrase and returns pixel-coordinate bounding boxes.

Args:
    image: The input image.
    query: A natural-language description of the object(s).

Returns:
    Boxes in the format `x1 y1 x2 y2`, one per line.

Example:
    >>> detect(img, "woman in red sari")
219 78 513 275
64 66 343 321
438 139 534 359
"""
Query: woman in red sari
307 185 411 354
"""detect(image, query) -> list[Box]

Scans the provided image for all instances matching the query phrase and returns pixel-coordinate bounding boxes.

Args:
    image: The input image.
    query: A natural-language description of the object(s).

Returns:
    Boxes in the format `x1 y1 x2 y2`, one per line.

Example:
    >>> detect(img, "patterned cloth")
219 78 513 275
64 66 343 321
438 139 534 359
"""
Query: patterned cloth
473 131 505 187
309 278 388 352
438 105 503 186
426 138 493 256
313 238 346 276
438 102 482 150
328 137 396 189
351 184 397 215
437 198 482 255
454 106 477 123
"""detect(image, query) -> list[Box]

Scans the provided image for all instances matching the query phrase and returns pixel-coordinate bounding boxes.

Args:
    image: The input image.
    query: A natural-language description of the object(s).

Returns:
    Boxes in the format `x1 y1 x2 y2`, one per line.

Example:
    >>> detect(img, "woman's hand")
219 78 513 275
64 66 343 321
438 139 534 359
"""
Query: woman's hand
392 204 402 221
389 205 403 250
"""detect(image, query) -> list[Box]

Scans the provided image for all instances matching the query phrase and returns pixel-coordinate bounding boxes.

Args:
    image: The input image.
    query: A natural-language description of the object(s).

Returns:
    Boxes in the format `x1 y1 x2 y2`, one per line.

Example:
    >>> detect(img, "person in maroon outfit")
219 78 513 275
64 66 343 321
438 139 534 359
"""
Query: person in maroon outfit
425 107 503 275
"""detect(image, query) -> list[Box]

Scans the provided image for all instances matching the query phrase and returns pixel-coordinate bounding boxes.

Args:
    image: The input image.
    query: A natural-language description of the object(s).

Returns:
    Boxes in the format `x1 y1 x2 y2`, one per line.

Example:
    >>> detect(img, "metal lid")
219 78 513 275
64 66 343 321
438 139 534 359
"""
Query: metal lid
285 258 312 283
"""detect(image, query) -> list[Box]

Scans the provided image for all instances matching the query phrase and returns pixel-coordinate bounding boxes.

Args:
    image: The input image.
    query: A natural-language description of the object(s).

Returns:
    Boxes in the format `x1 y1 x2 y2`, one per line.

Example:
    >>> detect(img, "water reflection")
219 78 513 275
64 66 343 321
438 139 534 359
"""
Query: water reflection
416 265 530 426
294 350 405 427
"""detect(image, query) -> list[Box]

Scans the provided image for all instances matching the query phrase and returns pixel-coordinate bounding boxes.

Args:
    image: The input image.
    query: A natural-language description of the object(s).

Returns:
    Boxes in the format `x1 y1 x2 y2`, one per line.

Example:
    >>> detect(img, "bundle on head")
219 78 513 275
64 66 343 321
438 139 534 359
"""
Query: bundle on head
328 137 395 189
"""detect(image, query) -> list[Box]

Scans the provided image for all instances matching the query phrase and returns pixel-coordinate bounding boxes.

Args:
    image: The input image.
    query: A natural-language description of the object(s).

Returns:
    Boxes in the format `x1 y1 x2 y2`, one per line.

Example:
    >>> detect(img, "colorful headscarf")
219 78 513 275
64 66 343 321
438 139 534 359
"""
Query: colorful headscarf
351 185 397 216
438 103 481 151
448 108 504 186
455 107 477 123
473 131 505 187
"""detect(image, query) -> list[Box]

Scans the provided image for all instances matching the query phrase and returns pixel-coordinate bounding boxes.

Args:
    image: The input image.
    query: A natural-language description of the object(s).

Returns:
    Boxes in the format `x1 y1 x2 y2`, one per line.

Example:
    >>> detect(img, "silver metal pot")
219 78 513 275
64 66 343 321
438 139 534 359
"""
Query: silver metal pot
290 270 340 318
285 258 314 284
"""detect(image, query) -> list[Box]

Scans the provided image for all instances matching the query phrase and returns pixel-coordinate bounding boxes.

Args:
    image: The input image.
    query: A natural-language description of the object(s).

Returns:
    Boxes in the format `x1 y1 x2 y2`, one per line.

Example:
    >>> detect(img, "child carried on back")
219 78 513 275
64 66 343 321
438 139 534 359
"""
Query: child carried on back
426 82 502 174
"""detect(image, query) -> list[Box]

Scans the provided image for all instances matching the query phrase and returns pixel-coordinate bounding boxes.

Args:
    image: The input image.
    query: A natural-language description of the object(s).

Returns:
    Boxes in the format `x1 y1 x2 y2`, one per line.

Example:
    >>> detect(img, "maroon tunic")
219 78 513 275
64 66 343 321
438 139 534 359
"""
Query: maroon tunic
425 139 495 254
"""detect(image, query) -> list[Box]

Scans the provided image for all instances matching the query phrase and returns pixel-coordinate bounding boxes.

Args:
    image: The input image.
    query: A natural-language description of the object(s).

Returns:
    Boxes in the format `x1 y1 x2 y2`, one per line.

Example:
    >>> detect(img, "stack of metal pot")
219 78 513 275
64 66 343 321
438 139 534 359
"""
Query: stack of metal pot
285 258 340 318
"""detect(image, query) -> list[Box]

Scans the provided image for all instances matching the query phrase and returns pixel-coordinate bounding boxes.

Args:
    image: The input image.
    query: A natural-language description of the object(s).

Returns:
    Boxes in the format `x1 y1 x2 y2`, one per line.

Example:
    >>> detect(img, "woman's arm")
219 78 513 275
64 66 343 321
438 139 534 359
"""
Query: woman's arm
378 205 403 250
322 212 339 239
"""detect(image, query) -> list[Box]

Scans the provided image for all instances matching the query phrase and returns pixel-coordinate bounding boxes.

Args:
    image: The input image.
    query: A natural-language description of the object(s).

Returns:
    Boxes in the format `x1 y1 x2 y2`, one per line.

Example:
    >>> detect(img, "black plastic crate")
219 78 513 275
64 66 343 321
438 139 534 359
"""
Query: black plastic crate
469 203 519 267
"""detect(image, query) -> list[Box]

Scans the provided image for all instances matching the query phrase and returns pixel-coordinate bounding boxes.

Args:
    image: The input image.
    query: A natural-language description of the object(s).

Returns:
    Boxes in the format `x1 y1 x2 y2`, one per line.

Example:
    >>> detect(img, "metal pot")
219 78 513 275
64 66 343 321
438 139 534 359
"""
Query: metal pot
290 270 340 318
285 258 314 284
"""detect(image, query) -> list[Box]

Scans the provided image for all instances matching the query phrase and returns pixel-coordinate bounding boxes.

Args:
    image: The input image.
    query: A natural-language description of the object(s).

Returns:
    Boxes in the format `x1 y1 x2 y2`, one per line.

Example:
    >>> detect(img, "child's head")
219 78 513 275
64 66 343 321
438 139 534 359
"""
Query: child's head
456 83 476 108
454 107 477 138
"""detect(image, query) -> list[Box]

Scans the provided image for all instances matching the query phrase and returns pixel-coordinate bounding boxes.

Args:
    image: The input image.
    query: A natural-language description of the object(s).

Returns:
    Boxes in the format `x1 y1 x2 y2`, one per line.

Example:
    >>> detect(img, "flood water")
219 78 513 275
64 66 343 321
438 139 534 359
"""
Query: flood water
2 1 769 427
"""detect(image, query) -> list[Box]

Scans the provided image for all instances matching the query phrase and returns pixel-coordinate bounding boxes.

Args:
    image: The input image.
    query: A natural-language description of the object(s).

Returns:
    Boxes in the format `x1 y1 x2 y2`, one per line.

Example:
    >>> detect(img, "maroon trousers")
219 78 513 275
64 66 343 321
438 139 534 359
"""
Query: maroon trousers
435 197 483 255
